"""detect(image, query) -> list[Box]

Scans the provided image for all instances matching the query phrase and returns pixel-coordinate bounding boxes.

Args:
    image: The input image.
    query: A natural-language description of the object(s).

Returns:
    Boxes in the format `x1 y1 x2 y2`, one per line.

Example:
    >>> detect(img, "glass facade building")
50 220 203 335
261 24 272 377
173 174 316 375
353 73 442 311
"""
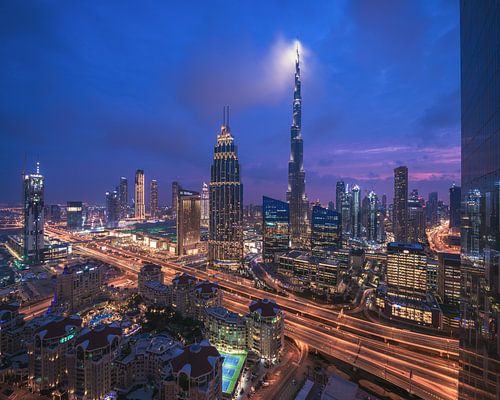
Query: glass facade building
459 1 500 398
105 190 119 228
67 201 83 231
393 166 408 242
262 196 290 263
134 169 145 220
176 189 201 256
449 184 462 230
150 179 158 218
311 205 341 256
119 177 128 219
23 162 45 263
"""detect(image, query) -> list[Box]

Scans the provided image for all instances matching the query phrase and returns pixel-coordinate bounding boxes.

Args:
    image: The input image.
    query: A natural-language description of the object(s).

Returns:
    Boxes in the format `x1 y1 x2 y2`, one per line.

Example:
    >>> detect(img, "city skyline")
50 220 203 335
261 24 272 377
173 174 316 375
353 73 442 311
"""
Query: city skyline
0 1 460 205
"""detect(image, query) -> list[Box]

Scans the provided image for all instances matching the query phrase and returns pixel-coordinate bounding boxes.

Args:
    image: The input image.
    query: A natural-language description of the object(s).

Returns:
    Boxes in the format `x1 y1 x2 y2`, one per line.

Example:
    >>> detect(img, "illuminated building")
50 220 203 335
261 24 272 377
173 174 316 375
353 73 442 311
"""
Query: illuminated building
150 179 158 218
176 189 201 256
119 177 128 219
171 273 196 316
438 253 461 306
171 181 180 217
449 184 461 230
201 182 209 227
310 205 341 256
459 2 500 397
67 324 122 400
138 263 164 292
366 191 379 242
66 201 83 231
0 303 25 356
407 189 425 243
134 169 145 220
246 299 284 363
166 341 222 400
427 191 439 226
105 190 119 228
203 306 247 352
341 187 351 235
287 46 309 247
393 166 408 242
262 196 290 262
350 185 361 238
208 106 243 271
335 180 345 213
55 263 103 313
23 162 45 263
49 204 61 223
28 315 82 392
191 280 222 319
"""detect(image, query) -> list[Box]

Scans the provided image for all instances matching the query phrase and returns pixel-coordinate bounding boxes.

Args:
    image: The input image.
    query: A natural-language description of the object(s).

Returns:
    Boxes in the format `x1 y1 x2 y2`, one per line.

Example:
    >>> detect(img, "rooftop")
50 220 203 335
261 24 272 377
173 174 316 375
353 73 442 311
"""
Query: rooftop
248 298 281 318
172 273 196 287
36 315 81 340
171 340 220 379
76 324 122 351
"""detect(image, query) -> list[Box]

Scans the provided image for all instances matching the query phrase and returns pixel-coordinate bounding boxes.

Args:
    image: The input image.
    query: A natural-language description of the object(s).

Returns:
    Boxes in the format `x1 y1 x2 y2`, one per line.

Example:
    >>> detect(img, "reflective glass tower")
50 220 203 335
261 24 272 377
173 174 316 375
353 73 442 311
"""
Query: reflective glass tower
393 166 408 242
208 106 243 271
119 177 128 219
366 191 379 242
176 189 200 256
459 2 500 398
262 196 290 262
105 190 119 228
350 185 361 238
335 180 345 213
311 205 341 257
287 46 309 247
449 184 461 230
23 162 45 263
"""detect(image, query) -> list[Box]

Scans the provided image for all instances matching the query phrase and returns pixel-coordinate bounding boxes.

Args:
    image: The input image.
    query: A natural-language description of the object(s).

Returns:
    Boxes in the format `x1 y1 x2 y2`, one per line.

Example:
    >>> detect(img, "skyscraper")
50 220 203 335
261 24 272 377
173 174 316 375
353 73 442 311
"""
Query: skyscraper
171 181 180 217
134 170 145 220
341 187 351 235
23 162 45 263
286 46 308 247
201 182 209 227
262 196 290 262
459 2 500 397
311 204 341 256
449 184 461 230
105 190 119 228
427 191 439 226
407 189 425 244
67 201 83 231
208 106 243 271
150 179 158 218
119 177 128 219
335 180 345 213
176 189 201 256
350 185 361 238
366 191 378 242
393 166 408 242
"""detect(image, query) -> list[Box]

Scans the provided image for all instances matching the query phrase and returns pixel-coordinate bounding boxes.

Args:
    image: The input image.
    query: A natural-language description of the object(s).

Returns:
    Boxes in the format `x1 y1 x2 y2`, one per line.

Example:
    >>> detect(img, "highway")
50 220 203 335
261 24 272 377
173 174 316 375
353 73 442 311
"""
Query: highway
46 227 458 399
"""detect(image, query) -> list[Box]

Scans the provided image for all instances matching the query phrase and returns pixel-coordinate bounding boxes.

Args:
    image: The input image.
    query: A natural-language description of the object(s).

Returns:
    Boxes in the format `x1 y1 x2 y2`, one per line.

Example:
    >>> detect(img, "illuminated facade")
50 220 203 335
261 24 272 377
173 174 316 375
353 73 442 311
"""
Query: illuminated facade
134 169 145 220
201 182 209 227
150 179 158 218
262 196 290 262
286 46 309 247
203 306 247 352
176 189 201 256
105 190 119 228
171 181 180 217
393 166 408 242
67 201 83 231
438 252 461 306
449 184 461 229
335 180 345 213
366 191 379 242
310 205 341 256
208 106 243 270
119 177 128 219
407 189 425 244
23 162 45 263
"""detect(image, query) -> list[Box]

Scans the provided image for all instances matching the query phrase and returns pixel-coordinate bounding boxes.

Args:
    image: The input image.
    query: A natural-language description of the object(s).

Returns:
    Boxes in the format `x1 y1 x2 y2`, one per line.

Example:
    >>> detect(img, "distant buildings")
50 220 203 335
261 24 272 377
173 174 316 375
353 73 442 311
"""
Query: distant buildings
171 181 180 217
150 179 158 218
208 106 243 271
66 201 83 231
201 182 209 227
427 191 439 226
23 162 45 263
119 177 128 219
407 189 425 244
105 189 119 228
393 166 408 242
176 189 201 256
262 196 290 262
350 185 361 239
310 205 341 256
449 184 461 229
335 180 345 214
134 169 145 220
366 191 379 242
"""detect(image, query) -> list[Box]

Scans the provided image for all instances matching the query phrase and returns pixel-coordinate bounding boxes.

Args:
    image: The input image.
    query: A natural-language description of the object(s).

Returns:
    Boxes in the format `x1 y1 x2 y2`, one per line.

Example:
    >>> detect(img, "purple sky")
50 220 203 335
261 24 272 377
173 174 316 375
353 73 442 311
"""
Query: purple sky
0 1 460 206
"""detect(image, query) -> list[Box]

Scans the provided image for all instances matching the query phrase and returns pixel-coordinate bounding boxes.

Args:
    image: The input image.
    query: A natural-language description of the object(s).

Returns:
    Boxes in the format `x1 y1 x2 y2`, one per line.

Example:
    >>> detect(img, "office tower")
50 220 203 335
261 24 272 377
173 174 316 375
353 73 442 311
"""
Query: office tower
327 200 335 211
381 194 387 215
55 263 103 313
105 190 119 228
48 204 61 223
350 185 361 238
134 169 145 219
310 205 341 256
393 166 408 242
460 2 500 396
66 201 83 231
427 191 439 226
449 184 461 229
176 189 201 256
361 195 370 230
201 182 209 227
119 177 128 219
407 189 425 244
262 196 290 263
208 106 243 270
438 253 461 306
461 189 482 257
341 187 352 235
246 299 284 363
22 162 45 263
28 315 82 392
366 191 378 242
67 325 122 400
150 179 158 218
171 181 180 217
286 46 309 247
335 180 345 213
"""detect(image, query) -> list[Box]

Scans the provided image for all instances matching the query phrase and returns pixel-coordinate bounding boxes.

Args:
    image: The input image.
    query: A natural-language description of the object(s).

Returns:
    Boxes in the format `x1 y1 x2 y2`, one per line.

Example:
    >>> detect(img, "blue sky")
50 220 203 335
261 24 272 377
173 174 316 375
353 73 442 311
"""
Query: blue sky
0 0 460 205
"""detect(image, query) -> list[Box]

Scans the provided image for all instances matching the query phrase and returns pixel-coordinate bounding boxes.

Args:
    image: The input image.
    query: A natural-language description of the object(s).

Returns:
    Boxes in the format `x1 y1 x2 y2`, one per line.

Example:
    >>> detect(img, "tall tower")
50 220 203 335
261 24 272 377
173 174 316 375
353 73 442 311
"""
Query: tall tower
208 106 243 271
134 170 145 220
335 180 345 213
176 189 201 256
119 177 128 219
23 162 45 263
350 185 361 238
286 45 308 247
393 166 408 242
150 179 158 218
171 181 180 217
105 190 119 228
201 182 209 227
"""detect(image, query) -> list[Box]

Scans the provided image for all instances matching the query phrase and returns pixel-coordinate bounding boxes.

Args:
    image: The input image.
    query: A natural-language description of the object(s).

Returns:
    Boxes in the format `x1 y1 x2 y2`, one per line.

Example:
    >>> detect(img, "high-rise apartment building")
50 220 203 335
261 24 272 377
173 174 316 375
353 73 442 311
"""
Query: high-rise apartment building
262 196 290 262
449 184 461 230
134 169 145 220
286 47 309 247
393 166 408 242
23 162 45 263
459 1 500 397
119 177 128 219
208 107 243 271
105 190 119 228
66 201 83 231
350 185 361 238
176 189 200 256
201 182 209 227
341 187 351 235
407 189 425 244
150 179 158 218
310 205 341 256
335 180 345 213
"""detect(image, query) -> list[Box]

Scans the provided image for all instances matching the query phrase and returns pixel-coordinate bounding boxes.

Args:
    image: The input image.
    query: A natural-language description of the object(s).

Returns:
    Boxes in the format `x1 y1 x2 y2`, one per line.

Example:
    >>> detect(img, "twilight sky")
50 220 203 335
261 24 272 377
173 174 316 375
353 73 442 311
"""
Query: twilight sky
0 0 460 206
